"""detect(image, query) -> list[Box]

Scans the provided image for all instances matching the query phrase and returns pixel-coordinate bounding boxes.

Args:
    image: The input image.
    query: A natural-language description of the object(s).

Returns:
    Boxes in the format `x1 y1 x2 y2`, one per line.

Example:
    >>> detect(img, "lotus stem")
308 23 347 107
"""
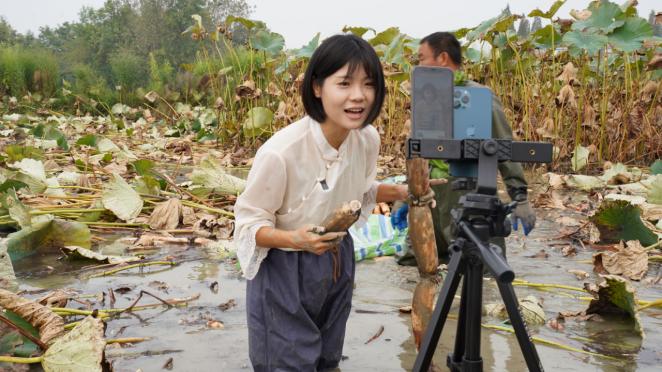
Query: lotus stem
79 221 150 227
638 299 662 311
512 279 587 293
180 200 234 217
107 337 151 344
0 356 43 364
644 240 662 252
87 261 177 278
483 324 621 361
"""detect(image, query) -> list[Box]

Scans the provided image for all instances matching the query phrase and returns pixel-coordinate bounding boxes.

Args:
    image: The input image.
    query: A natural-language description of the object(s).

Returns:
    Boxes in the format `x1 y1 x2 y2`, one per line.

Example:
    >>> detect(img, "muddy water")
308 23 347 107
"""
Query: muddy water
10 211 662 372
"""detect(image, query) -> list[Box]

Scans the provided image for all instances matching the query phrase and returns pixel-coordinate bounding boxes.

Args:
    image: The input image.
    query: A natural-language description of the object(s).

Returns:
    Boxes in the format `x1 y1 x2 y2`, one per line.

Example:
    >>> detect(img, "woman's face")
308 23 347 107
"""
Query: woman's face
314 63 376 130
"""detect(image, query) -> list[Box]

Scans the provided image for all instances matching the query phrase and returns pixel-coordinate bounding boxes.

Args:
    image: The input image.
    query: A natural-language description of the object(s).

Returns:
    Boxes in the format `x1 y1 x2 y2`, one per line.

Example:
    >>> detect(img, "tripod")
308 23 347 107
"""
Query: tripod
412 191 544 372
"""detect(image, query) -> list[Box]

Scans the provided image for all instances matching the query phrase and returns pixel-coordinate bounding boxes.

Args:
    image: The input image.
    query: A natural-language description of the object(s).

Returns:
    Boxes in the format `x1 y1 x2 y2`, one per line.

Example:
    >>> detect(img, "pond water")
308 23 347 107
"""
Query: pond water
10 207 662 371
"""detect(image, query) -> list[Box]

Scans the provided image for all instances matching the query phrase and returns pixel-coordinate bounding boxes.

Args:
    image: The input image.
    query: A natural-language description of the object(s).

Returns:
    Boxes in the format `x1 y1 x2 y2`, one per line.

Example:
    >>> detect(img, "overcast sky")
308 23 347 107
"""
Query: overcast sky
1 0 658 48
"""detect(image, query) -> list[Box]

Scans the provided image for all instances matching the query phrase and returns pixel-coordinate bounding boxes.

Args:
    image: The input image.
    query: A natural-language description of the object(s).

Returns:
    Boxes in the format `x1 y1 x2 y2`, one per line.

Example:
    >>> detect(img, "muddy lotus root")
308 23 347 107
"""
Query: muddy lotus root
320 200 362 232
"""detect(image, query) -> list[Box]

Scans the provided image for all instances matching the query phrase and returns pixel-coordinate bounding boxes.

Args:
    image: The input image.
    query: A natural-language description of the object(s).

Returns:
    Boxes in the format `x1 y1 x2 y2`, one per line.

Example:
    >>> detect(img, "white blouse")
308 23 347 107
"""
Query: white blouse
234 116 380 279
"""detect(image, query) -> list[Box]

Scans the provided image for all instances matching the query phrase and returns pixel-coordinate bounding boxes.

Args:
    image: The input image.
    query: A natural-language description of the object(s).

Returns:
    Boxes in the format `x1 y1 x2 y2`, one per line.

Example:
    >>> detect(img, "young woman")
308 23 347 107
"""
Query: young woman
234 34 408 371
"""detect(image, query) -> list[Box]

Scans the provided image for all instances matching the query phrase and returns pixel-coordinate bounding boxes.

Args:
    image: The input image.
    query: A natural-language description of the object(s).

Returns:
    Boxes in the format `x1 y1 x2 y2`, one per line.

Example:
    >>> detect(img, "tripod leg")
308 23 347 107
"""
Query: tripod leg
413 249 464 372
449 280 468 368
496 282 544 372
462 260 483 371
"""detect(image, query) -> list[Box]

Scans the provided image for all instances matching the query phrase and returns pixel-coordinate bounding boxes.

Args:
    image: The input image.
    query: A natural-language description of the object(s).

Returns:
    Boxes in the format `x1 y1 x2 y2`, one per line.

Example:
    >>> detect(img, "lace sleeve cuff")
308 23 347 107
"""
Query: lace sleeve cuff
236 222 273 280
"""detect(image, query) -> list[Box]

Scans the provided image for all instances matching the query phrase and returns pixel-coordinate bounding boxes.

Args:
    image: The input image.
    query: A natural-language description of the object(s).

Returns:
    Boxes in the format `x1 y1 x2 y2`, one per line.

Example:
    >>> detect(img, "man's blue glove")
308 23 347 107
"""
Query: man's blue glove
391 203 409 230
510 199 536 235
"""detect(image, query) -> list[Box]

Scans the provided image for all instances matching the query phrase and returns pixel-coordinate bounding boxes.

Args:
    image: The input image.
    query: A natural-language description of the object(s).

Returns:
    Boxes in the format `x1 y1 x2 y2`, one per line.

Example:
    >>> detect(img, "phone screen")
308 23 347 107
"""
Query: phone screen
411 66 453 140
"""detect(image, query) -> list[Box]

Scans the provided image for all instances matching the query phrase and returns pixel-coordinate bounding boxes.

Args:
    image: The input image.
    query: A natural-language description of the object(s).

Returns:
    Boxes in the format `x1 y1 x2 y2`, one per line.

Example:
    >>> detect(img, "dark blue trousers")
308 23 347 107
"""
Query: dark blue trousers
246 236 355 372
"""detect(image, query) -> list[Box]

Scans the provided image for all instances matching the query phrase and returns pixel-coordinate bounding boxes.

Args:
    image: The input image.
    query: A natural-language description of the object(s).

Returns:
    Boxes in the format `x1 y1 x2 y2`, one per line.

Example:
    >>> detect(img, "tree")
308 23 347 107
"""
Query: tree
500 4 516 32
530 17 542 33
207 0 253 24
649 10 662 37
517 18 531 39
0 17 19 45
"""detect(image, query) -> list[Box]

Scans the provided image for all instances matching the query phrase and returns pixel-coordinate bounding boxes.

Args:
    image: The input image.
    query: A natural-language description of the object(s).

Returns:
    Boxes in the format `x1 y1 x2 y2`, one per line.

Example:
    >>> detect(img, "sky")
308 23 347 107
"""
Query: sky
0 0 658 48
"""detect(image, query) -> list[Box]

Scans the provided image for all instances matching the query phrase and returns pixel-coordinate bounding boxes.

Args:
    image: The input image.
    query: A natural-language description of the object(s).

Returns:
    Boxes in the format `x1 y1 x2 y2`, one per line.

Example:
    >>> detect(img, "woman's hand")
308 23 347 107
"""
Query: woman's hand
289 225 346 255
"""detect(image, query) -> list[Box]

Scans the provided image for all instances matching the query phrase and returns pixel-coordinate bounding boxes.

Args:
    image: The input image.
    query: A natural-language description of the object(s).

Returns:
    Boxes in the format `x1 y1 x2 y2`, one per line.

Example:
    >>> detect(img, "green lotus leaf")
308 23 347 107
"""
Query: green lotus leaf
528 0 566 19
0 309 38 356
532 24 562 49
102 173 143 221
133 175 161 197
454 27 472 39
465 47 485 63
492 15 519 33
42 316 106 372
562 30 608 55
226 15 256 30
572 1 624 33
466 16 499 42
651 159 662 175
369 27 400 46
586 275 643 337
6 216 91 261
4 145 44 163
608 17 654 52
31 124 68 151
0 179 28 194
342 26 375 38
250 30 285 56
76 134 98 147
590 199 657 246
131 159 156 176
242 107 273 138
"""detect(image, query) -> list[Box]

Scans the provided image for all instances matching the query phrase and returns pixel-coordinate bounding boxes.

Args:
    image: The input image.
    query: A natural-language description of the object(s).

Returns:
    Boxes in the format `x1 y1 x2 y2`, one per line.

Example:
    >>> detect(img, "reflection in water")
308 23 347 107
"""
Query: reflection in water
191 260 220 281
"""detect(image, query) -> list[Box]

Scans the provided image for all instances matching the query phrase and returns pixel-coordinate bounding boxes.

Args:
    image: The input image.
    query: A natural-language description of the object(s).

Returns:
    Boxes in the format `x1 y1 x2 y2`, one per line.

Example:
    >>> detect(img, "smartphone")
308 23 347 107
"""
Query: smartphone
410 66 453 140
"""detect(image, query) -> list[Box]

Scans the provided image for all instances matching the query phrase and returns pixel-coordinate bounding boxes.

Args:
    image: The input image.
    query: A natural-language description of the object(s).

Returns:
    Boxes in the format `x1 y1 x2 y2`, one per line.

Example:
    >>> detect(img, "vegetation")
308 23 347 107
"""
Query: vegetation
0 0 659 167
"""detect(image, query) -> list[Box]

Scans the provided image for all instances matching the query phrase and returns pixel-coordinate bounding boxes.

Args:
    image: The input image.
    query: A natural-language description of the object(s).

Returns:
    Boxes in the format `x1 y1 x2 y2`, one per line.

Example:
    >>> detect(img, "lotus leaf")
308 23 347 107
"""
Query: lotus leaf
102 173 143 221
572 1 625 33
250 30 285 56
590 199 657 246
61 246 140 265
608 17 654 52
586 275 644 337
42 316 105 372
571 145 590 171
242 107 273 138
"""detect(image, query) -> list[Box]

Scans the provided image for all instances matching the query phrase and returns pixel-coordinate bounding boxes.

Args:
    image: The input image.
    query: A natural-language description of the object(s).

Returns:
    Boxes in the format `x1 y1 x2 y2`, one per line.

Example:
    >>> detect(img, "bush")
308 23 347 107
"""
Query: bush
71 63 112 103
21 48 59 97
0 47 26 95
148 52 174 93
0 46 59 97
109 49 147 91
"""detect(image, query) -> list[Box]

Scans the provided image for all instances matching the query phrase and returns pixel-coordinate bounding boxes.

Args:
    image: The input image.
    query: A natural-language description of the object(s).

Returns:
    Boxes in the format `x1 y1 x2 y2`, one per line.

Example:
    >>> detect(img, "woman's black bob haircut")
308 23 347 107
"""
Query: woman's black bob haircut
302 34 385 126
